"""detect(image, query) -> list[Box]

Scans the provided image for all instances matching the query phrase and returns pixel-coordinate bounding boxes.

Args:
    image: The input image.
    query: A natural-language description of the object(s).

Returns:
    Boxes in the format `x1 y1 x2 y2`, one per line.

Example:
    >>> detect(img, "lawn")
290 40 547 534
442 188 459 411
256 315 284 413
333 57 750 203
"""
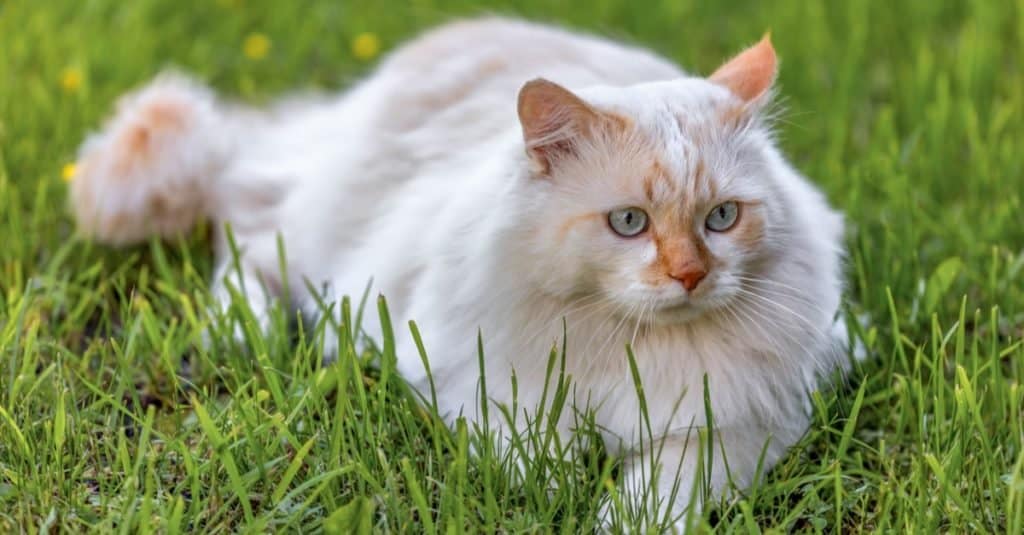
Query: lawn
1 0 1023 532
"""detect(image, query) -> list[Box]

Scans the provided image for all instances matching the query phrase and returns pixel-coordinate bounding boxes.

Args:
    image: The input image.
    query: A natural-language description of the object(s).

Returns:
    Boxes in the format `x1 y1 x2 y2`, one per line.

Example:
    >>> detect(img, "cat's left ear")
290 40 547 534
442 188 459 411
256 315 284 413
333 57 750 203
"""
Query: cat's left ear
709 34 777 103
517 78 605 175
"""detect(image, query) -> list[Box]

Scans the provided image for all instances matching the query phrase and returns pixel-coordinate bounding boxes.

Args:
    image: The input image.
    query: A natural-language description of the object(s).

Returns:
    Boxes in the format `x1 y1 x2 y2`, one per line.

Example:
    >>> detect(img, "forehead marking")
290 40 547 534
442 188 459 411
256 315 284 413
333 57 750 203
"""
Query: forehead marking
644 160 674 202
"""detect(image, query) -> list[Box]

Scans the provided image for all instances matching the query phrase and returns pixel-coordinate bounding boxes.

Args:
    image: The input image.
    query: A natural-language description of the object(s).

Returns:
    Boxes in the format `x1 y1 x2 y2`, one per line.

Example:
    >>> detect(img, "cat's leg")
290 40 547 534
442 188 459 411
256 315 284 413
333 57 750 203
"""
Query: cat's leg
299 280 358 365
440 369 580 486
608 427 784 531
207 256 278 345
487 408 580 484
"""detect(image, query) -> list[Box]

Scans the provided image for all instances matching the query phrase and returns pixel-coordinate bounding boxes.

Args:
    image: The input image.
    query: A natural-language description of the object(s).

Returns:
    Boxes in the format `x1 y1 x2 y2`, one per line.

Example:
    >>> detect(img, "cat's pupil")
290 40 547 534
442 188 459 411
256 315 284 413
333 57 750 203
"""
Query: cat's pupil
625 212 633 224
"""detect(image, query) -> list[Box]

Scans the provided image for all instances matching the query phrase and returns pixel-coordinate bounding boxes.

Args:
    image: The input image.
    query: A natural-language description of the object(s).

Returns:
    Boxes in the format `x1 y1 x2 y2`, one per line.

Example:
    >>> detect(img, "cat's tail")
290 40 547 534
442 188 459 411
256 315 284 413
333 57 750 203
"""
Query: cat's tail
69 72 235 246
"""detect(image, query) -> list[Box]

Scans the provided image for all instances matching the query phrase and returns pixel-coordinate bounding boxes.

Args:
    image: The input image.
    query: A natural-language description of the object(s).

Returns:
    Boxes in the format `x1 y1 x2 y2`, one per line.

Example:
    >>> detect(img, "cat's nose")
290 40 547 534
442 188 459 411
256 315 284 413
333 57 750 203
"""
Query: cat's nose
670 267 707 291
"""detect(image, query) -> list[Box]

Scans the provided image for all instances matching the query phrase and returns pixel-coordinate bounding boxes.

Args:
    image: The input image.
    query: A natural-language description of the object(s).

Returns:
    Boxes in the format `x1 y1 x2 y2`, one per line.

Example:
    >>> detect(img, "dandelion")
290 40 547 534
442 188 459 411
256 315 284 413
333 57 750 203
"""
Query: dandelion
132 297 150 312
351 32 380 61
61 162 77 183
60 68 83 94
243 33 271 60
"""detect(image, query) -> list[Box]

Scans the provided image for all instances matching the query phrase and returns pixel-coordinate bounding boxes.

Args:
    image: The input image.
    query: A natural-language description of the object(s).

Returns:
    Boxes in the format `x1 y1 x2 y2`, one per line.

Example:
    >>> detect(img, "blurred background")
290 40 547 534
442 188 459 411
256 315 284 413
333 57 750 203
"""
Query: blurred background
4 0 1021 288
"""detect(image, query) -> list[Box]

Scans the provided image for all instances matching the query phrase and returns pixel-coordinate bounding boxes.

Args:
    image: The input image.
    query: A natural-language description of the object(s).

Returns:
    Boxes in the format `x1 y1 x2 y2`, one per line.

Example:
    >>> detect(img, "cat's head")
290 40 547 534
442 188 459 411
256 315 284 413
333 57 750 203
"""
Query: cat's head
514 36 816 324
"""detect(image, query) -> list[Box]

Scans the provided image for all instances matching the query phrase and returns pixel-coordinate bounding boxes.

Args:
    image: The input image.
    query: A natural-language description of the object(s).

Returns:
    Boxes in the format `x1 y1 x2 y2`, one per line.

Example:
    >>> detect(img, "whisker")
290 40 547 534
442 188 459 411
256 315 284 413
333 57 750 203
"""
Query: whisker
732 287 827 338
729 293 831 375
629 300 651 349
733 275 821 306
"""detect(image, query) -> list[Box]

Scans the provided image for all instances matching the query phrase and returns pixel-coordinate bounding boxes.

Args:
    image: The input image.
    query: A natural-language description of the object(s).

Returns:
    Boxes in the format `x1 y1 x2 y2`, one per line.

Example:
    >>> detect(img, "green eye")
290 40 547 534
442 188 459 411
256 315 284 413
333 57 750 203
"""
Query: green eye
706 201 739 232
608 207 649 237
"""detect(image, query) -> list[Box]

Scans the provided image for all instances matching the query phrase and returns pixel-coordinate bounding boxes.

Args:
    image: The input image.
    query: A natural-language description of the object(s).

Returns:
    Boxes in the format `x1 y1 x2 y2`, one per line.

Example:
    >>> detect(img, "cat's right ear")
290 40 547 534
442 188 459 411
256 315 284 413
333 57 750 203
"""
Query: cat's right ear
517 79 601 175
709 34 777 103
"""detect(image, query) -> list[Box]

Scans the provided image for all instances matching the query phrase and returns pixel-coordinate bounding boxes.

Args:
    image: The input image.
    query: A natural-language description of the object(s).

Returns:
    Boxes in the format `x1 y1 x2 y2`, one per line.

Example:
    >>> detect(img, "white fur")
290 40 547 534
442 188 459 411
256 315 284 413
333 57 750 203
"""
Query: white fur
71 17 851 527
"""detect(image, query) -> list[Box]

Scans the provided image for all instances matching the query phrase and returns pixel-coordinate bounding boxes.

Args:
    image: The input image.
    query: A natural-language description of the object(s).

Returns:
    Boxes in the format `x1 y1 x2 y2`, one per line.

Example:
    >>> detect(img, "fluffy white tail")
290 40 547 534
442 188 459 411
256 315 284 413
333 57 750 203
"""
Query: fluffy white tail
69 72 233 246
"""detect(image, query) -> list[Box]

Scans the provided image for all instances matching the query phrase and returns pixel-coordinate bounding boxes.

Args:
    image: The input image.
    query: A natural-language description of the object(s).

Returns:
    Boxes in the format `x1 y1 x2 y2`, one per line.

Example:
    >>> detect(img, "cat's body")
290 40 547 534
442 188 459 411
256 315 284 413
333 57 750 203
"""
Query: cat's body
71 17 852 526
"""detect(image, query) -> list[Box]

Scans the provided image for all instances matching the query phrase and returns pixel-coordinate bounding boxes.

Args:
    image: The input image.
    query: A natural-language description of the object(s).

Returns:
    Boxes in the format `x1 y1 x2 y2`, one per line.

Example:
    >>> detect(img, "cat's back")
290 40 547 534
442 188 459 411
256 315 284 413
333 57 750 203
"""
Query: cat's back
258 18 686 288
385 17 683 86
369 17 684 137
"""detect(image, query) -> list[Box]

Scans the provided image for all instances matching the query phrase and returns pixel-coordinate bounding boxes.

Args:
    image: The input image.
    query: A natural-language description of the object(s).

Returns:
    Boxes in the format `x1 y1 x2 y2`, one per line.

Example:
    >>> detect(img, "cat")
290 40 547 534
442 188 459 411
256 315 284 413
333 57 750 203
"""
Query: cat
69 17 854 529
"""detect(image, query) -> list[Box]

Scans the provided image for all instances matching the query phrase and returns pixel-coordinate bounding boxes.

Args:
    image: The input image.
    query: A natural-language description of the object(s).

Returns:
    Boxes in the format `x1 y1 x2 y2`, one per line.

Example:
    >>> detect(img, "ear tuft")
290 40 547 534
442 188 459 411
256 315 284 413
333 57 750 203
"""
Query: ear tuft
517 79 600 174
709 34 777 102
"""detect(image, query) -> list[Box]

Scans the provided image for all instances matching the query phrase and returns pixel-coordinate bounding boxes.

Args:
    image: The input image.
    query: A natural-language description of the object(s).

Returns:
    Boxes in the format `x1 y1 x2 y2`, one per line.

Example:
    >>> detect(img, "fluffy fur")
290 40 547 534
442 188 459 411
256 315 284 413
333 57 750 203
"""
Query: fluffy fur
70 18 853 527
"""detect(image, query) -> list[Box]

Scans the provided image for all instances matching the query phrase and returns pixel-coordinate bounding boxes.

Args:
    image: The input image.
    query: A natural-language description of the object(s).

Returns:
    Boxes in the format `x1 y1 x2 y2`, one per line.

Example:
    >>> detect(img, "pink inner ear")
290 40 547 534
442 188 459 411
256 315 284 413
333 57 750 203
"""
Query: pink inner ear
709 34 777 102
518 79 595 145
517 78 600 173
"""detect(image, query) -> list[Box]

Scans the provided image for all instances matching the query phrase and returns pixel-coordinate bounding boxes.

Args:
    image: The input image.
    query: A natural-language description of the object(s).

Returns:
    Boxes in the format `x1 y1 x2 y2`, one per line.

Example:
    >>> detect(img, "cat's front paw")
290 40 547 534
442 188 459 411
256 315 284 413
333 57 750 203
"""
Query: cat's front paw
320 329 341 366
597 496 691 534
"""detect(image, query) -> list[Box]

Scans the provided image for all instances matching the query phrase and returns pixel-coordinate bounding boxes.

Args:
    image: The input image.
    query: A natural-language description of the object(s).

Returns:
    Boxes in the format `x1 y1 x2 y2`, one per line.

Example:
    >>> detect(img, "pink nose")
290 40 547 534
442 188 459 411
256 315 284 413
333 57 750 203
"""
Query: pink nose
670 268 707 291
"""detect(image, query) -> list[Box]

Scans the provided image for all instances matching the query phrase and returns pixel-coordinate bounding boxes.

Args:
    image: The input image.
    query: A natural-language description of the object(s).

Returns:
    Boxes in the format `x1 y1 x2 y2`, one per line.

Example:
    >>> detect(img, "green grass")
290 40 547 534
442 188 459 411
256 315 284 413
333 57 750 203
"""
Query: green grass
2 0 1023 532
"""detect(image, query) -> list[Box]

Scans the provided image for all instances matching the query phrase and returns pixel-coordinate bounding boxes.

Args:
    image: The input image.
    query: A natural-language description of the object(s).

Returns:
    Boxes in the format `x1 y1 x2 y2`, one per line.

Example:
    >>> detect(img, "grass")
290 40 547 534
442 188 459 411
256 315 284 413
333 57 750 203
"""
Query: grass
1 0 1023 532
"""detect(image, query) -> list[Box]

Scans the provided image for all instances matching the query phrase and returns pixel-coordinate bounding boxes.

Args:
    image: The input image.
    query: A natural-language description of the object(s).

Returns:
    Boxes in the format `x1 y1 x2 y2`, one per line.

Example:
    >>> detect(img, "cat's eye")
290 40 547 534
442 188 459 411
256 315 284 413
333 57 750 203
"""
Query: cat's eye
705 201 740 232
608 207 649 237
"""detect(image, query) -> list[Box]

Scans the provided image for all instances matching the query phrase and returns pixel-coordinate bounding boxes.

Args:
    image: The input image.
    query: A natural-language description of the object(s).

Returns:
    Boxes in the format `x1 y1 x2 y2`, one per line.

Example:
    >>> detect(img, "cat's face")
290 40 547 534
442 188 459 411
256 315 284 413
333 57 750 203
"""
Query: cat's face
516 36 788 324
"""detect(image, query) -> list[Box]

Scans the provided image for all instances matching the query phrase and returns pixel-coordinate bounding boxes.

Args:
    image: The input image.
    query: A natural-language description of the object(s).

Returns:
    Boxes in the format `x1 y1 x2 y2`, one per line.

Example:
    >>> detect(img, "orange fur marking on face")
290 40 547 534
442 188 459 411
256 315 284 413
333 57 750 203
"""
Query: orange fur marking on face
643 160 672 202
691 158 720 199
648 226 714 289
557 212 601 241
693 159 705 183
730 203 764 247
643 175 654 201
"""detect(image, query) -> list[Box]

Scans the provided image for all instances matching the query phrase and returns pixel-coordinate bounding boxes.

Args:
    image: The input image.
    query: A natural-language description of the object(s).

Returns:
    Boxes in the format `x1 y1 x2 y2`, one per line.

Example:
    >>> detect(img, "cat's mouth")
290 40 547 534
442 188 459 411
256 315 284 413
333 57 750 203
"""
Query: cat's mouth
647 299 709 324
645 289 733 325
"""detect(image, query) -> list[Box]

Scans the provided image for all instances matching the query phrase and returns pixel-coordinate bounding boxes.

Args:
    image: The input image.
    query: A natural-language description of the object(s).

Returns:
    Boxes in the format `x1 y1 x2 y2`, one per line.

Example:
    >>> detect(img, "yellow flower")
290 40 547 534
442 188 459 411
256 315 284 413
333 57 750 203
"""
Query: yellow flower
243 33 271 60
61 162 77 183
132 297 150 312
60 68 83 94
351 32 380 61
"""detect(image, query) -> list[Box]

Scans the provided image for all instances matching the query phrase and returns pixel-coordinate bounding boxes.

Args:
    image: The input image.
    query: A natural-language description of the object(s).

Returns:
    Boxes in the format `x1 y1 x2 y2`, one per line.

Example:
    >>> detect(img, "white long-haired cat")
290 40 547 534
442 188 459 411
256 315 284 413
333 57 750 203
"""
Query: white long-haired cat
69 17 852 528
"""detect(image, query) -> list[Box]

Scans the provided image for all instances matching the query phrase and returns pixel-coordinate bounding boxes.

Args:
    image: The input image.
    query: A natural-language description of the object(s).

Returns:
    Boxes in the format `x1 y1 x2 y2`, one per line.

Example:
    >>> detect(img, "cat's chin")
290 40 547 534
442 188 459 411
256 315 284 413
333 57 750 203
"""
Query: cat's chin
647 301 713 325
640 292 739 326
